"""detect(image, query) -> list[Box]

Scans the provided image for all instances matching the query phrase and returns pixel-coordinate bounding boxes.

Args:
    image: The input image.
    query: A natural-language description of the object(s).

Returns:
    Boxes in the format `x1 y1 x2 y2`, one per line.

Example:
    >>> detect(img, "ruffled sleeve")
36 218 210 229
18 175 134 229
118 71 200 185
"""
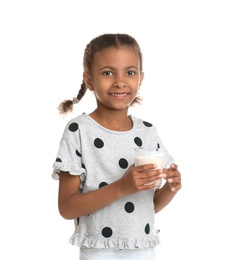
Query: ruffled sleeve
153 129 175 169
52 121 86 184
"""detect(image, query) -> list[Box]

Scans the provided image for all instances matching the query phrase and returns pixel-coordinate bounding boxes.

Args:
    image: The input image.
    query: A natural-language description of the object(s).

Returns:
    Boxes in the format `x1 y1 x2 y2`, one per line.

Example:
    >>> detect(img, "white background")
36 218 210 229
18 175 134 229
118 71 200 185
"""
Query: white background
0 0 233 259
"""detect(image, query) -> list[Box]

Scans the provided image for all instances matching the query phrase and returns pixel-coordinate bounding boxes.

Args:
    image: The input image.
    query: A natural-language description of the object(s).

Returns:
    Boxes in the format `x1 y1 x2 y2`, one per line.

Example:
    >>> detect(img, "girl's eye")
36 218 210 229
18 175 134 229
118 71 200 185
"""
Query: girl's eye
103 71 112 76
127 71 136 76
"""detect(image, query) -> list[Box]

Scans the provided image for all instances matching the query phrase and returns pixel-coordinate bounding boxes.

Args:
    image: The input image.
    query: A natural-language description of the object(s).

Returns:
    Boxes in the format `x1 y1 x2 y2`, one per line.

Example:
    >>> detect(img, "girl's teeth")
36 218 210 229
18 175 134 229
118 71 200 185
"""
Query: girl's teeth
112 93 127 97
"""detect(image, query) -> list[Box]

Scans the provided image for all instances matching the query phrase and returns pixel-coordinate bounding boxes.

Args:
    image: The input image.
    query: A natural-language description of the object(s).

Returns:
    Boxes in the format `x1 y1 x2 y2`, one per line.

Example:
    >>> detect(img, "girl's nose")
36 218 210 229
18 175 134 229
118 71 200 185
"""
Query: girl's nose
113 75 126 88
113 82 126 88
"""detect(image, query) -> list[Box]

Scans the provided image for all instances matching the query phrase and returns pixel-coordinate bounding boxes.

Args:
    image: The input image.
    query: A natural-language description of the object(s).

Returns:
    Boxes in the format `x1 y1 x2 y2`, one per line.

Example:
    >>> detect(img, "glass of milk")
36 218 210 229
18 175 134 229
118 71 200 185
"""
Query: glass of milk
134 147 164 188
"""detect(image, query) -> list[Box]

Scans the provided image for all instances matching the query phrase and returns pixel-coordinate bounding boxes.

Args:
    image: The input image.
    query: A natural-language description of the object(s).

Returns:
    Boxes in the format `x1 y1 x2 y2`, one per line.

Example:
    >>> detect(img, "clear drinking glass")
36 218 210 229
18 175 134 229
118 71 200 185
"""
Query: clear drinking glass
134 147 164 188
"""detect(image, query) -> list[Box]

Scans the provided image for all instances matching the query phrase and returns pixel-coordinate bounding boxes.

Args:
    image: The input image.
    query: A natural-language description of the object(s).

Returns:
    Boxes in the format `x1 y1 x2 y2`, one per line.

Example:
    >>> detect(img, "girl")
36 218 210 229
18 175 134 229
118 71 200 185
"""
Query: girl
52 33 181 260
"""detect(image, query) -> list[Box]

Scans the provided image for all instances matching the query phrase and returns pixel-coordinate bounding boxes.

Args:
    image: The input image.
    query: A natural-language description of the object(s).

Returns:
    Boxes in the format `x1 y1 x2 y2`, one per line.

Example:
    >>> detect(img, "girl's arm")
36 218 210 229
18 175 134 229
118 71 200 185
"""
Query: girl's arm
58 164 163 219
58 171 124 219
154 164 182 213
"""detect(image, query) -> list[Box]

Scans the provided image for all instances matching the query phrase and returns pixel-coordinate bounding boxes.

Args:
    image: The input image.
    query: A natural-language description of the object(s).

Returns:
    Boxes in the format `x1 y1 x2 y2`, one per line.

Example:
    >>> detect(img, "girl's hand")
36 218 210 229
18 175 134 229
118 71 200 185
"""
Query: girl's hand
120 164 165 195
163 164 182 192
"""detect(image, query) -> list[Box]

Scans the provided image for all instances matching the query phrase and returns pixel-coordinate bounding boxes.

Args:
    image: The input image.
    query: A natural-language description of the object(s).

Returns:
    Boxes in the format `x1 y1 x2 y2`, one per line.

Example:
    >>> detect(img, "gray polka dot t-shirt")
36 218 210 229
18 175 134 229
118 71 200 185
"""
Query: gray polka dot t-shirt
52 113 174 250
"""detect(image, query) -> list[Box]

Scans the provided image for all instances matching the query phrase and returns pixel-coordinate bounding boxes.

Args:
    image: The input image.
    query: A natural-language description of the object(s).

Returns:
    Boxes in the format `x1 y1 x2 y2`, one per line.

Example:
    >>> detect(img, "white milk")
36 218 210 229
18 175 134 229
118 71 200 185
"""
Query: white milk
135 155 163 169
134 148 164 187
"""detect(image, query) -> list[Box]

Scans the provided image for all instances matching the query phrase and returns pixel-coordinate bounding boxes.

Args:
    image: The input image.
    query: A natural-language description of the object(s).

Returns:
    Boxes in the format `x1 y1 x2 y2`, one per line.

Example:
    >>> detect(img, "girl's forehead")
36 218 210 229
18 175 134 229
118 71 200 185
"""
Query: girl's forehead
95 46 137 56
92 46 140 66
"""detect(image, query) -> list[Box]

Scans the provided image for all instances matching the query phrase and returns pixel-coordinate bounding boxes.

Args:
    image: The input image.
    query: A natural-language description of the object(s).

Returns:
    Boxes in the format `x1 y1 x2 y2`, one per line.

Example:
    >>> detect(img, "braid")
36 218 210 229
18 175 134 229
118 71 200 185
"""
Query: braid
58 81 87 115
77 81 87 101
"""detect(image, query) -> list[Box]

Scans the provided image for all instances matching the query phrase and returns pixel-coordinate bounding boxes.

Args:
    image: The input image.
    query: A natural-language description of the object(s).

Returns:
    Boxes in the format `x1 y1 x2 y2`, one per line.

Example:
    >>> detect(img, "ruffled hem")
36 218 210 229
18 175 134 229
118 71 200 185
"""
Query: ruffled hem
52 162 86 181
69 232 160 250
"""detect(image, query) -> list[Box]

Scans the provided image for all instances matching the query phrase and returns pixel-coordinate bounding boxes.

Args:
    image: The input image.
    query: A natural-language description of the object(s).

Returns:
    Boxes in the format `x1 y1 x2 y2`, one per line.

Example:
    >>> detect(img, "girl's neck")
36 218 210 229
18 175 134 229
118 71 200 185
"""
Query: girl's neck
89 109 133 131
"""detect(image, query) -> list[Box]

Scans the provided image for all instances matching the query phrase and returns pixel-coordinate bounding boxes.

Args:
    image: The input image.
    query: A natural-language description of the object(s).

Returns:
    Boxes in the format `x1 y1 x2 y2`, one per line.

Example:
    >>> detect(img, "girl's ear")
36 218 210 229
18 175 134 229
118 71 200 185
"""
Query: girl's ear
83 72 93 91
140 72 144 86
138 72 144 90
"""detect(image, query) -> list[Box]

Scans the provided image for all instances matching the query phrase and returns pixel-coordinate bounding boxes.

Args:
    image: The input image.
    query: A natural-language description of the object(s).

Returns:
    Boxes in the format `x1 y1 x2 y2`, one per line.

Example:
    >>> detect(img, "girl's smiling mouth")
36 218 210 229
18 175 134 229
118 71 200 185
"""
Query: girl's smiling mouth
110 92 129 98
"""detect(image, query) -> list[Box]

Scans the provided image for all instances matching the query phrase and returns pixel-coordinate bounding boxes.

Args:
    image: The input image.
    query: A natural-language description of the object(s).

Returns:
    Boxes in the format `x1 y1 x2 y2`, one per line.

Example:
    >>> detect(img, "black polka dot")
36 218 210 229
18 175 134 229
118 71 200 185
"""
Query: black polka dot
157 143 160 149
134 137 142 147
119 158 128 169
56 158 62 162
76 218 79 225
68 122 79 132
94 138 104 148
145 223 150 234
102 227 113 238
143 121 153 127
99 182 108 188
76 150 81 157
82 163 86 170
124 202 135 213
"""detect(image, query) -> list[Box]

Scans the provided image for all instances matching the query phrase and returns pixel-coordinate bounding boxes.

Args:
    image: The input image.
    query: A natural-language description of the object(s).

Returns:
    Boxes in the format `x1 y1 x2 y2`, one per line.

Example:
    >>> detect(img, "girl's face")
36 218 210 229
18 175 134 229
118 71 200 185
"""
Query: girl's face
84 46 144 112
